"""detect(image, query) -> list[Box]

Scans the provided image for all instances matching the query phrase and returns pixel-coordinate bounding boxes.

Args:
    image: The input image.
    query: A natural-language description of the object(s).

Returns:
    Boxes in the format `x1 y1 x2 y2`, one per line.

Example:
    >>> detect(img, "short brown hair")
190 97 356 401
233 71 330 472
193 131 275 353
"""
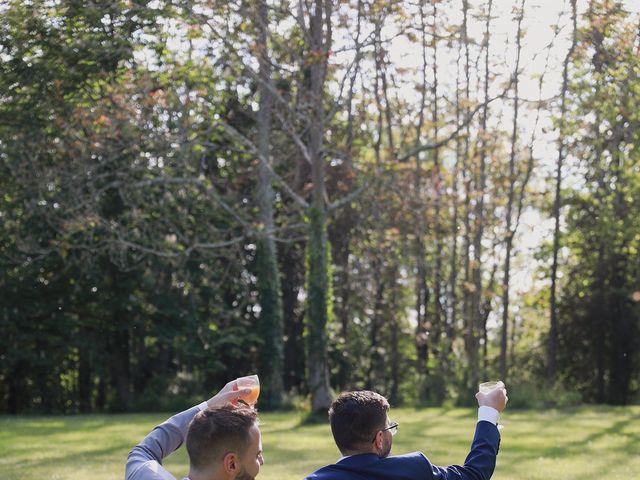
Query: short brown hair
186 404 258 472
329 391 389 453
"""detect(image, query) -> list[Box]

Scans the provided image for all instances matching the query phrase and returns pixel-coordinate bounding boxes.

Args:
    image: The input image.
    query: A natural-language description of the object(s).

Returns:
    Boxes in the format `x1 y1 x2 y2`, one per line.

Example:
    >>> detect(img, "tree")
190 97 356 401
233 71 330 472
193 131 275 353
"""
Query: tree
549 0 577 382
556 0 640 404
500 0 525 382
254 0 285 409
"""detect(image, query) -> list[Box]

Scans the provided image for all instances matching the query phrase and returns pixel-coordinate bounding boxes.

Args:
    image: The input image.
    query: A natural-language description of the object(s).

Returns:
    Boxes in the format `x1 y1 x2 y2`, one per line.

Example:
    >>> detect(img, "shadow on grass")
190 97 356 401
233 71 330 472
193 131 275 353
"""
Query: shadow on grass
0 413 159 437
300 410 329 425
2 442 131 469
503 411 640 461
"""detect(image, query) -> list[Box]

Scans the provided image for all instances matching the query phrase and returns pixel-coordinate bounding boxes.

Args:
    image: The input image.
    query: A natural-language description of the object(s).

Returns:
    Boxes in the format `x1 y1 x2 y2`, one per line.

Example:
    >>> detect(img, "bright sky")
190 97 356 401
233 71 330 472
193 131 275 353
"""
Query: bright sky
361 0 640 328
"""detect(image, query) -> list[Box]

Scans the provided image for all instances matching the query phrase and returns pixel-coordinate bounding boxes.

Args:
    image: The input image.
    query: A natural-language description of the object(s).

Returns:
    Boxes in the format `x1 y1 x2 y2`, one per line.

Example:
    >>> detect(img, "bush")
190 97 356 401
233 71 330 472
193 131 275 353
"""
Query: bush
506 382 583 409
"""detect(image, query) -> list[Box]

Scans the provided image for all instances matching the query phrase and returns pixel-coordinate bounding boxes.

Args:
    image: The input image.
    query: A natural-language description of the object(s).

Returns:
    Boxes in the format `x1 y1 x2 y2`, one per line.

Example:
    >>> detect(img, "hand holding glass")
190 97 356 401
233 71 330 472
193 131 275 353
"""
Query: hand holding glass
479 381 503 394
236 374 260 406
479 380 505 429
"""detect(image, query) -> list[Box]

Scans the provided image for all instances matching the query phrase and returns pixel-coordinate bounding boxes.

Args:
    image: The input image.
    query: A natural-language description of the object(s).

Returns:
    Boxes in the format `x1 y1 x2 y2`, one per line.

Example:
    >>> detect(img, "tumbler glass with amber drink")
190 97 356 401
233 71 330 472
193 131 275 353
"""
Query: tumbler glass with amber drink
237 374 260 407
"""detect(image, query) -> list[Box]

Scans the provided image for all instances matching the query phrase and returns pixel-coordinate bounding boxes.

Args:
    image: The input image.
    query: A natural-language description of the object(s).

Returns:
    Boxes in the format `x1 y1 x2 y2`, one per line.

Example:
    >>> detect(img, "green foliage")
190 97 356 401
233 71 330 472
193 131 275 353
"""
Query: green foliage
0 0 264 413
554 2 640 404
256 237 285 408
506 382 583 409
304 206 334 340
3 0 640 415
304 206 334 410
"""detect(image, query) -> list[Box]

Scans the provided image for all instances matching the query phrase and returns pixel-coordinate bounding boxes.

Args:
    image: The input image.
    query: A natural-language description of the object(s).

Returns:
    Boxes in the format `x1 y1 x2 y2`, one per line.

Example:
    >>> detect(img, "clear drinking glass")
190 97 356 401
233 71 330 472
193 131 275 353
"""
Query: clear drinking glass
237 374 260 406
479 381 501 394
479 381 504 430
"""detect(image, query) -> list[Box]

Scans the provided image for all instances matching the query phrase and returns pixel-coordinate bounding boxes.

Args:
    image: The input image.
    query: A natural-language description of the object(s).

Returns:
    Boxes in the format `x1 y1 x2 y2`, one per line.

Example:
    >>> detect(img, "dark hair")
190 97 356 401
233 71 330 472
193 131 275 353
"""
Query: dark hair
329 391 389 453
186 404 258 472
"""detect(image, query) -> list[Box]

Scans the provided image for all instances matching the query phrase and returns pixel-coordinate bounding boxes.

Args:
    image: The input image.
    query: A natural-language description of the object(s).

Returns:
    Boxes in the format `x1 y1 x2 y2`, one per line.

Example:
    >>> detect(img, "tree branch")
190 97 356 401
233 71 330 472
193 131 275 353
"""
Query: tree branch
397 82 512 163
218 120 309 208
328 177 372 212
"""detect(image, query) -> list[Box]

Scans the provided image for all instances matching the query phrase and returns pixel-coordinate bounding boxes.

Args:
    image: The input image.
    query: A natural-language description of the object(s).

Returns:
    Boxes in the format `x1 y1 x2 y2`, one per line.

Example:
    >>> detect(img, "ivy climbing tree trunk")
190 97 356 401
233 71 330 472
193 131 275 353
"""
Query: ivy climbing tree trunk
254 0 284 408
306 207 333 413
305 0 333 414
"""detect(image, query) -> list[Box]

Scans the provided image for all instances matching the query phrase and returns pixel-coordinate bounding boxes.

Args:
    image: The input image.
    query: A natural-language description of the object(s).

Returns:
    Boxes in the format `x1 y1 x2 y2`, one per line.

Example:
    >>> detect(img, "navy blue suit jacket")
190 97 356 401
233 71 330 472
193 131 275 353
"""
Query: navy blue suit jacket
305 420 500 480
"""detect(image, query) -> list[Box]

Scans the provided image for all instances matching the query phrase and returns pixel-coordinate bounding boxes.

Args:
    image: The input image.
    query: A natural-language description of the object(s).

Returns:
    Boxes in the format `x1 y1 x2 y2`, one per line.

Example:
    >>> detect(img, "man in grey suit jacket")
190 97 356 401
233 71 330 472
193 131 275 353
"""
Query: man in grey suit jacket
125 380 264 480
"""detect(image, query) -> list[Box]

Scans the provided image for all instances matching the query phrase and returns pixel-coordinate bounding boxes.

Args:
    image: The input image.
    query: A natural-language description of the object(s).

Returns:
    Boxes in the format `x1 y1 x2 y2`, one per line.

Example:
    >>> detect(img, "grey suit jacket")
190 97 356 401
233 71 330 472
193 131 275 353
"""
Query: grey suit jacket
125 405 203 480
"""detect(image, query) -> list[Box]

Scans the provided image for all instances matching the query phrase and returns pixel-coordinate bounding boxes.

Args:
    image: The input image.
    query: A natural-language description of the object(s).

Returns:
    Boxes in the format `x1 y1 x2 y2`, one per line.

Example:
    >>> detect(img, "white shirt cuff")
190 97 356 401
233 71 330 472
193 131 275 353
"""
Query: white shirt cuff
197 401 209 411
478 406 500 425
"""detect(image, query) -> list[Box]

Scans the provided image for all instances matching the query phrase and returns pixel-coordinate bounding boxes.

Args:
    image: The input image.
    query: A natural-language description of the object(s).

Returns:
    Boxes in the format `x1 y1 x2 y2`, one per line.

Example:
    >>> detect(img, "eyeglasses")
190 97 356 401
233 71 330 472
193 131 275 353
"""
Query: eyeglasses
372 421 399 442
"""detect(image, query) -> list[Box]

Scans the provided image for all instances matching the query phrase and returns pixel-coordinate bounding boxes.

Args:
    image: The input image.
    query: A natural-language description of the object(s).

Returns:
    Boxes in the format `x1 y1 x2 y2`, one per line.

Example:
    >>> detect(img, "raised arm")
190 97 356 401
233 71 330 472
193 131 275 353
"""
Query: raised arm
125 381 251 480
428 382 509 480
125 405 202 480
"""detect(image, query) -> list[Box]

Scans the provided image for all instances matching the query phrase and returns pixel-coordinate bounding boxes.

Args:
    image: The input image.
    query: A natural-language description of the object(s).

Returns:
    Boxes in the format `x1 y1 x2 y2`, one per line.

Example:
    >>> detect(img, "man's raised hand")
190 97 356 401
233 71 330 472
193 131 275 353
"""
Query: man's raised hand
475 381 509 412
206 380 252 408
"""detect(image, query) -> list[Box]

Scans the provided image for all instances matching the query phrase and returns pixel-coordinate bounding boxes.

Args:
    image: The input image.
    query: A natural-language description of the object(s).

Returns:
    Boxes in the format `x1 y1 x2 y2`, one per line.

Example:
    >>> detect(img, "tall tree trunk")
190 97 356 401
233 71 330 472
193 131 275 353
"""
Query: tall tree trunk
110 321 131 412
368 12 391 394
389 265 400 405
305 0 333 413
431 0 444 358
470 0 493 391
500 0 525 382
593 244 607 403
306 207 332 413
8 362 27 414
549 0 577 382
608 74 633 404
461 0 474 391
78 336 92 413
449 32 464 344
96 369 106 411
478 261 498 378
413 0 431 402
255 0 284 408
281 242 306 393
585 0 609 403
366 273 385 390
331 228 352 391
332 0 363 391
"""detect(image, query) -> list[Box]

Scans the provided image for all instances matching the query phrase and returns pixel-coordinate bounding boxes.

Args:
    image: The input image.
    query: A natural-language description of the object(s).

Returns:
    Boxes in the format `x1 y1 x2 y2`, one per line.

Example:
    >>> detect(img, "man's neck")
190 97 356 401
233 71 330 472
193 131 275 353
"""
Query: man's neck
187 469 225 480
340 446 377 458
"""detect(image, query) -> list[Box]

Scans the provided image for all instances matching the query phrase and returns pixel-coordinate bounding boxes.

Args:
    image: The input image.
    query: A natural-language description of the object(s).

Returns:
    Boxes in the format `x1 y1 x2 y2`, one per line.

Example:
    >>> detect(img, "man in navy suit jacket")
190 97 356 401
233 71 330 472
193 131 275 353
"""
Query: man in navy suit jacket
305 383 508 480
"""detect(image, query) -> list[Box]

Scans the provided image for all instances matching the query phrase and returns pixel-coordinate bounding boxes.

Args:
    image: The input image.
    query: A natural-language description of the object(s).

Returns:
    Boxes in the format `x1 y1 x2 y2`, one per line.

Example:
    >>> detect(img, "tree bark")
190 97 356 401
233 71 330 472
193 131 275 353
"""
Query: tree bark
331 0 363 392
389 265 400 405
78 337 92 413
431 0 444 360
549 0 577 382
281 242 306 393
305 0 333 413
413 0 431 402
255 0 284 409
500 0 525 382
461 0 474 391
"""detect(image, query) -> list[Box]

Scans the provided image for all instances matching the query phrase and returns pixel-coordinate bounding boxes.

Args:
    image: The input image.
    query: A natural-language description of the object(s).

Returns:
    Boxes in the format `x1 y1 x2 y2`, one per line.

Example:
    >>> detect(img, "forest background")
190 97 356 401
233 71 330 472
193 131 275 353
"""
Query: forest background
1 0 639 415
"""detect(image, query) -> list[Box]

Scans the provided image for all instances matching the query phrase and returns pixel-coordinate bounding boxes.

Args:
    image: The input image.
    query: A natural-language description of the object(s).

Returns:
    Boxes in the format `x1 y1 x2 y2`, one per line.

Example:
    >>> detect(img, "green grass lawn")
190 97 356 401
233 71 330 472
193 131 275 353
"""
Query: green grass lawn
1 406 639 479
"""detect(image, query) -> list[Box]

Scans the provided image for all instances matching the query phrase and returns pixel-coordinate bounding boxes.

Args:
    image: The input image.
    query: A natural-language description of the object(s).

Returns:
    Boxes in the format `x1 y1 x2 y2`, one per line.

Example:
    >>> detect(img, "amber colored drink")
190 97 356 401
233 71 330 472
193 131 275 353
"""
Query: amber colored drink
244 385 260 406
237 374 260 406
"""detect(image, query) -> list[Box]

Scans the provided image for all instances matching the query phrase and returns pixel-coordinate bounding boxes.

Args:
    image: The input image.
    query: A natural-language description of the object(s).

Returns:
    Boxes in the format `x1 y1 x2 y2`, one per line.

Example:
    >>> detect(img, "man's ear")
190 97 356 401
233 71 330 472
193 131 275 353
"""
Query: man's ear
373 431 383 453
223 452 239 474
